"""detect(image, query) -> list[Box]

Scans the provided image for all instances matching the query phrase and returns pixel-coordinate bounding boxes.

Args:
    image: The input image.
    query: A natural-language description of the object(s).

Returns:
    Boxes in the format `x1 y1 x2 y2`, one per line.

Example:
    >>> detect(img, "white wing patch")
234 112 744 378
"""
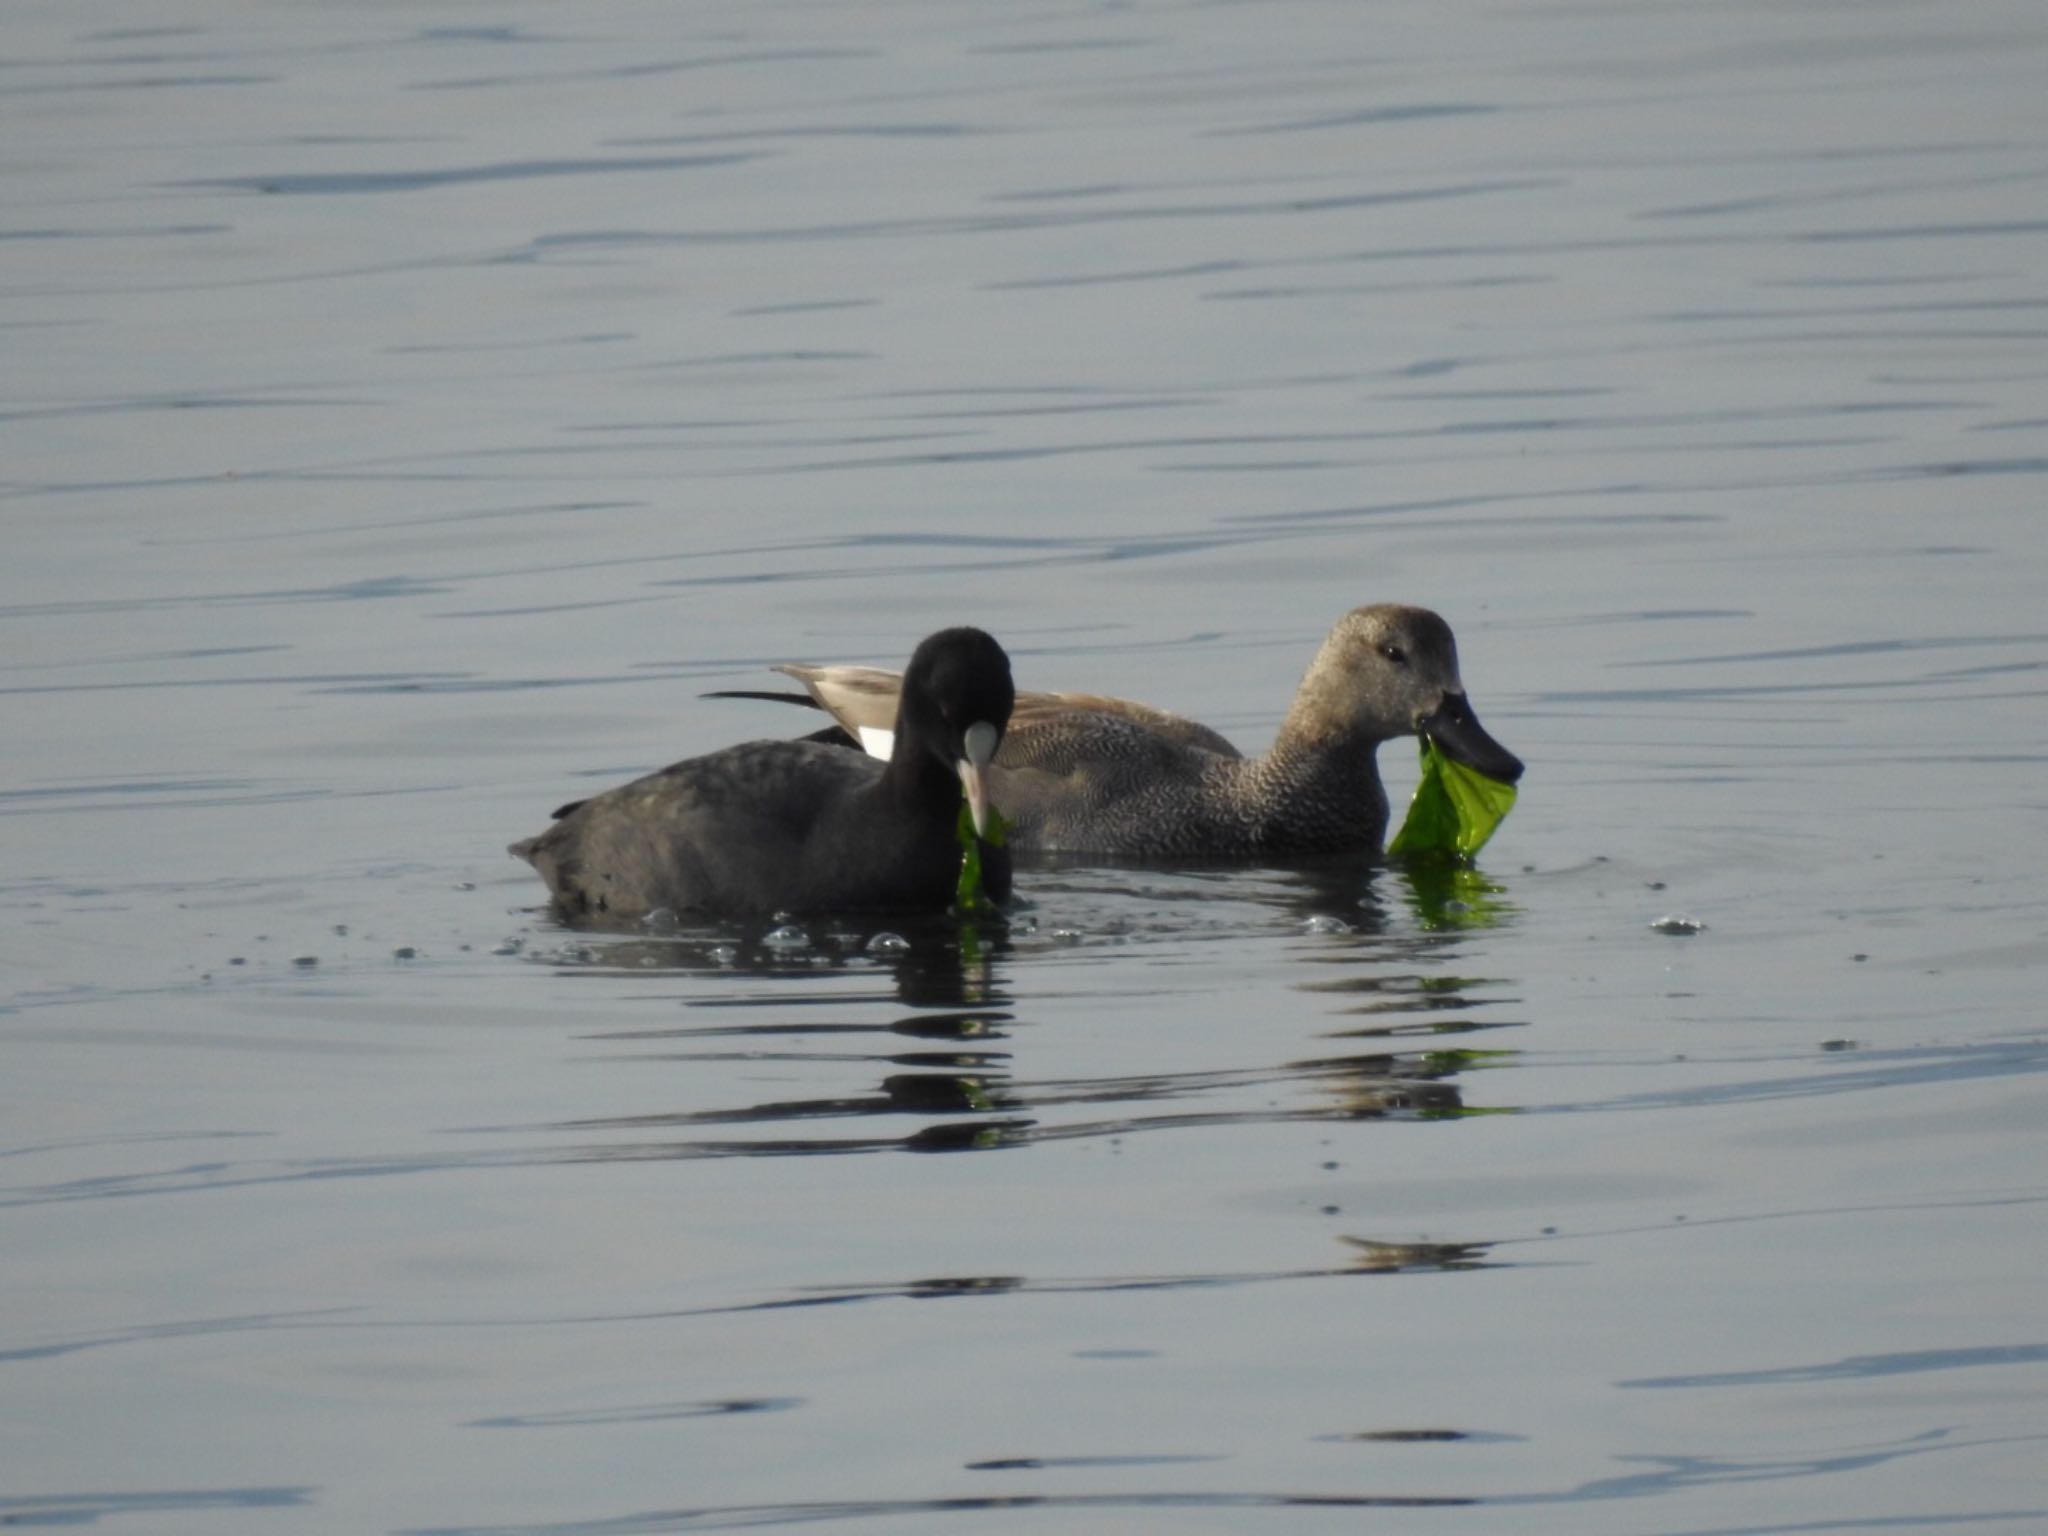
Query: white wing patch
856 725 895 761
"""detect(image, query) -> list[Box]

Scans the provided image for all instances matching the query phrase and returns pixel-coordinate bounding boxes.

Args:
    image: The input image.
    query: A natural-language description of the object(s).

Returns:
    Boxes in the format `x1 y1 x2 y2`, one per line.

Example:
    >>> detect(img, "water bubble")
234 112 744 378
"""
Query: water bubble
1303 914 1353 935
1650 914 1706 935
866 931 911 956
640 906 680 935
1050 926 1084 945
709 944 739 966
761 924 810 951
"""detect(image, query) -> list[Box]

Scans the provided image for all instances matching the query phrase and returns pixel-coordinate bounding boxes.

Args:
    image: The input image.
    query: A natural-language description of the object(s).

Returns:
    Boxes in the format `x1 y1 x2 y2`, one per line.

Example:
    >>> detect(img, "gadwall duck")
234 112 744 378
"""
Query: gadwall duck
512 627 1014 920
727 605 1521 859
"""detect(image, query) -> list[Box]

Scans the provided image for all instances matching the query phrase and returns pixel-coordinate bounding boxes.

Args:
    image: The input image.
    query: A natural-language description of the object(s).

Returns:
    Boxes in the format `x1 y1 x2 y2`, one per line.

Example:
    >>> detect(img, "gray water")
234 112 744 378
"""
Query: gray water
6 2 2047 1531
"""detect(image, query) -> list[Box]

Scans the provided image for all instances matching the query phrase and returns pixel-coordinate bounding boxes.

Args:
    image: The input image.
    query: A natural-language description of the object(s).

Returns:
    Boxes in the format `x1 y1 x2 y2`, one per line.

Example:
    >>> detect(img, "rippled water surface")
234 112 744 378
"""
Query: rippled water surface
6 2 2048 1531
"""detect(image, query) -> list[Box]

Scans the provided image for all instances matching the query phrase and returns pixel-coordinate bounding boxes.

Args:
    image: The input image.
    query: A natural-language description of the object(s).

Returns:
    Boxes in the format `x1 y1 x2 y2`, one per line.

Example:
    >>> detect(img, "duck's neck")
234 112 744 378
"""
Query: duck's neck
1241 721 1393 848
1259 723 1389 795
1268 632 1412 792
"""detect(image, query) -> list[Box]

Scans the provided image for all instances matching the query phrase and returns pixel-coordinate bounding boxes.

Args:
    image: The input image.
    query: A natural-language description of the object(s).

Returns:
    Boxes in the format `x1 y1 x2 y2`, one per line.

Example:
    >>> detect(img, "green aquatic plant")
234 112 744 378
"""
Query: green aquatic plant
955 800 1009 914
1387 739 1518 860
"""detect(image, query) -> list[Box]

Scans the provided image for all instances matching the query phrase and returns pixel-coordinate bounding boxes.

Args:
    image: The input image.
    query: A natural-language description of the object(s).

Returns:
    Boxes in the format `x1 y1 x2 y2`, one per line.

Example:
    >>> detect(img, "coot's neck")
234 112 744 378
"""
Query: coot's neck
879 732 959 824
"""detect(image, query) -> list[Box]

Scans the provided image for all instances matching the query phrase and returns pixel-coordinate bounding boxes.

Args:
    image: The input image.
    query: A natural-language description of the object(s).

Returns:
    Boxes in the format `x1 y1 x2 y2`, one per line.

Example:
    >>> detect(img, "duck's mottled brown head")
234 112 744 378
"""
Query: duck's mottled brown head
1283 604 1522 782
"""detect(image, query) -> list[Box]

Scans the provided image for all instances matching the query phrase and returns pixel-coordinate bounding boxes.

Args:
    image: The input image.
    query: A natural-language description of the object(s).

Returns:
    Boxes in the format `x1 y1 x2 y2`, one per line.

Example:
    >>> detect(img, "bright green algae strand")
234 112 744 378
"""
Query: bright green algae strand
1387 739 1518 859
956 801 1009 912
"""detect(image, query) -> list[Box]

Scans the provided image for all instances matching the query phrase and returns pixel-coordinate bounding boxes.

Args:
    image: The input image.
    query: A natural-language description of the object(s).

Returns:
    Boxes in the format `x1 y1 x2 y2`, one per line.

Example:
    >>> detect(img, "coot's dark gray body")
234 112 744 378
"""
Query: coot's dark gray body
511 627 1013 922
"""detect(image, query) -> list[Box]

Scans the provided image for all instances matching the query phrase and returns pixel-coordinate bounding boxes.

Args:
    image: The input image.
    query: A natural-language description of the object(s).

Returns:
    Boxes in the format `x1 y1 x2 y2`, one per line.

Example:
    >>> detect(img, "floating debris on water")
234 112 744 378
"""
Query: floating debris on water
291 955 318 968
1650 914 1706 935
491 937 525 956
392 946 418 960
1050 926 1084 945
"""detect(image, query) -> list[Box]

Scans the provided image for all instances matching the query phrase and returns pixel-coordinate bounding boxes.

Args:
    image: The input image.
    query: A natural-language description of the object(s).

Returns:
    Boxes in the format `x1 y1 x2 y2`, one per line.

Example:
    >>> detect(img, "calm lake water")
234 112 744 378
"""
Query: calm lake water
6 2 2047 1531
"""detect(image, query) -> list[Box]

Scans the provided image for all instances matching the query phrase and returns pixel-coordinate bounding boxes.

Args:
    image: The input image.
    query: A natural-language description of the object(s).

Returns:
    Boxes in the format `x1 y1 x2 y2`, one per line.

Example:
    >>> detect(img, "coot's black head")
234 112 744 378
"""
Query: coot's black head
897 626 1014 835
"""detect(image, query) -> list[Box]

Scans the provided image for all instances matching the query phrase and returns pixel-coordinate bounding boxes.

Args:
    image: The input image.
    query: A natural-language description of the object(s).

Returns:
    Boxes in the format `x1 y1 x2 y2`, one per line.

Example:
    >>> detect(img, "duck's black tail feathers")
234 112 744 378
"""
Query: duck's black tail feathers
704 689 857 750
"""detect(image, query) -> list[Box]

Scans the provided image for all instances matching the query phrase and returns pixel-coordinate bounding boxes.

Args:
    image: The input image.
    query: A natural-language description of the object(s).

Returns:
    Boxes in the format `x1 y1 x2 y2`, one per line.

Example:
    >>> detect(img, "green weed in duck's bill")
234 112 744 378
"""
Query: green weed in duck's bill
1388 740 1519 861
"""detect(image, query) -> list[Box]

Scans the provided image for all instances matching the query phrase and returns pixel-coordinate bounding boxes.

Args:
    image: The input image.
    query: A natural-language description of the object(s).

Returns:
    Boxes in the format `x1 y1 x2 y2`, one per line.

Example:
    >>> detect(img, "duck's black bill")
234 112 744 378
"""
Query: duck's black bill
1419 694 1524 783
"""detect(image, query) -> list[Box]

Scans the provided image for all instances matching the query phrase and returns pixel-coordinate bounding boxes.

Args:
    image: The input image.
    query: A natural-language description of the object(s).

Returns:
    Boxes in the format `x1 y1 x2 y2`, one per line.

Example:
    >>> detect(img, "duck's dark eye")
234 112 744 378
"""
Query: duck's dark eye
1381 644 1408 665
